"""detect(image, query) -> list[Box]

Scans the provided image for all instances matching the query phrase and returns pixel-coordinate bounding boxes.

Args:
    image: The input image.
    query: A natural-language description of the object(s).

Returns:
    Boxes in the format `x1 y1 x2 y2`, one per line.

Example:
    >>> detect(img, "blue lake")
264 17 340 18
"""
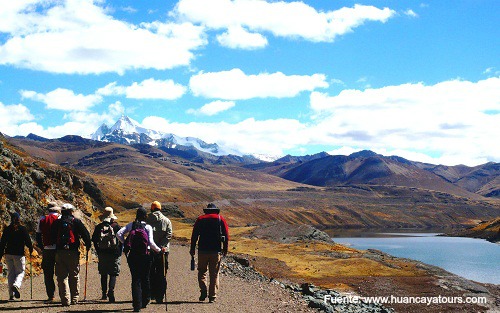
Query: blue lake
333 233 500 285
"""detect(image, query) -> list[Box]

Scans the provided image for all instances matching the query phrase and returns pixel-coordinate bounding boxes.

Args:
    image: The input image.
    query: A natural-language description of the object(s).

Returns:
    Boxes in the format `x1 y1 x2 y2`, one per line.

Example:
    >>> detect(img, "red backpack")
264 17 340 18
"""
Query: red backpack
40 214 59 246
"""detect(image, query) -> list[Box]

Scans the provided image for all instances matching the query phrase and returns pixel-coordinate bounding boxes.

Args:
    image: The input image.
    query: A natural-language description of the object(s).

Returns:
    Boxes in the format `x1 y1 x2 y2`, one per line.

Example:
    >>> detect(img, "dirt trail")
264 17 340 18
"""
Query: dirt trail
0 244 313 312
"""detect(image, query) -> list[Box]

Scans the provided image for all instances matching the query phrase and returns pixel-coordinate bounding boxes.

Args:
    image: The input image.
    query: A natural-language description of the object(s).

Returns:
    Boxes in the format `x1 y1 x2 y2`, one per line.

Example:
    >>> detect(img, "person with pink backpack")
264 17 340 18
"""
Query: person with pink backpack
117 207 166 312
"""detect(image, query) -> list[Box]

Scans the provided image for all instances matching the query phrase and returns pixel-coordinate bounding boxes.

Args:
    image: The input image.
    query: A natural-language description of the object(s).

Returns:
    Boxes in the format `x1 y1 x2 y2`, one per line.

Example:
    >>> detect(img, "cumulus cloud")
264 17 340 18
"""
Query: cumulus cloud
216 25 268 49
309 77 500 165
187 100 236 116
404 9 418 18
175 0 395 45
21 88 102 111
0 0 206 74
190 68 328 100
97 79 187 100
0 101 36 135
143 116 307 155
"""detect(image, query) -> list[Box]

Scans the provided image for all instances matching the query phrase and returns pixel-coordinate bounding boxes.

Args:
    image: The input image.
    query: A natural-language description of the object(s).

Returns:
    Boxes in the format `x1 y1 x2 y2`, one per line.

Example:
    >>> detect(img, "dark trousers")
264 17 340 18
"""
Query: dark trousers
127 254 152 311
41 249 56 299
150 252 169 302
100 274 117 295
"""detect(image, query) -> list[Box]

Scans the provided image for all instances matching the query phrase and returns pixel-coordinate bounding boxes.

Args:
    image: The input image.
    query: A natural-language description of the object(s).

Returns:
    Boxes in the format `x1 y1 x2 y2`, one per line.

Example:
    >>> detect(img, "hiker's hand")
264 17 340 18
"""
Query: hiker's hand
189 249 195 256
161 247 168 253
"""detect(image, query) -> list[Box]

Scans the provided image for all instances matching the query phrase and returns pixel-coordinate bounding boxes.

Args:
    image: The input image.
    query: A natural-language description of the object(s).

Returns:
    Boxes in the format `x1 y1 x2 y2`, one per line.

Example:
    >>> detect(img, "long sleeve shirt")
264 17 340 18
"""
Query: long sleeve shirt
0 224 33 257
146 211 173 251
116 221 161 253
190 213 229 254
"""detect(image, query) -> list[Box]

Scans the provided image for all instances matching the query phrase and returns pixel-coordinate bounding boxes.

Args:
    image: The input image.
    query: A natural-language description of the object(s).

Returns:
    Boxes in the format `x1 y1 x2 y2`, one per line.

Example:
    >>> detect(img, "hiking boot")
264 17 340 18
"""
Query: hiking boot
199 290 207 301
12 286 20 299
209 297 216 303
9 296 14 301
44 297 55 304
101 292 107 300
71 300 78 305
108 293 115 303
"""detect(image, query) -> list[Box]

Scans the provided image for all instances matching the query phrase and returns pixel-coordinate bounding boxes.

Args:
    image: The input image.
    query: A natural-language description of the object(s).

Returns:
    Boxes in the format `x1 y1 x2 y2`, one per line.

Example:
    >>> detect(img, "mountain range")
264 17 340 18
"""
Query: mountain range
91 115 250 158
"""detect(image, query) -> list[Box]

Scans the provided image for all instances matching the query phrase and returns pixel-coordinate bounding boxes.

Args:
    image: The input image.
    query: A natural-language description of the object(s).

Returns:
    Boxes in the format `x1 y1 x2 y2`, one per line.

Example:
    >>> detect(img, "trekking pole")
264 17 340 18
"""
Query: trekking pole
30 252 33 300
163 252 167 311
84 249 89 301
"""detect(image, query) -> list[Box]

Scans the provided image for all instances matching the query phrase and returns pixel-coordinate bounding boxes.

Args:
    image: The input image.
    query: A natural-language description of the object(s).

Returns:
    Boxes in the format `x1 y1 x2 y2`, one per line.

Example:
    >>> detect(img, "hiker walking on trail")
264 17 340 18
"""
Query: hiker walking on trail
0 212 33 300
146 201 172 304
92 206 122 303
35 202 61 303
117 207 166 312
51 203 91 306
190 203 229 303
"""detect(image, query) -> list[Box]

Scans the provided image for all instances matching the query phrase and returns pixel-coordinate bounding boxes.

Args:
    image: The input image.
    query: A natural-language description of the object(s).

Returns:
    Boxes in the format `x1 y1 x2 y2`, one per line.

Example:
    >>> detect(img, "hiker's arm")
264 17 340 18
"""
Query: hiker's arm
91 225 100 252
190 219 200 256
23 226 33 254
116 223 131 243
76 219 91 251
166 219 173 241
146 225 161 253
0 227 8 259
35 217 43 248
222 216 229 256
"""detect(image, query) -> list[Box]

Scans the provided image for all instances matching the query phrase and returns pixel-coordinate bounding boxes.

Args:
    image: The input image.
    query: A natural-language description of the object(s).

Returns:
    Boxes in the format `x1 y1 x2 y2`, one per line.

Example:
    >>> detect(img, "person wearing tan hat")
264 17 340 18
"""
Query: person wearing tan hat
92 206 121 303
35 202 61 303
146 201 172 304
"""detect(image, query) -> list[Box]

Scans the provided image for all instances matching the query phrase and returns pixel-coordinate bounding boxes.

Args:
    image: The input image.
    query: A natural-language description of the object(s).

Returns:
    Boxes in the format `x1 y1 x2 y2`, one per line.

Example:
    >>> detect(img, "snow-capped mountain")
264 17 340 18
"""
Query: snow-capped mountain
91 116 242 157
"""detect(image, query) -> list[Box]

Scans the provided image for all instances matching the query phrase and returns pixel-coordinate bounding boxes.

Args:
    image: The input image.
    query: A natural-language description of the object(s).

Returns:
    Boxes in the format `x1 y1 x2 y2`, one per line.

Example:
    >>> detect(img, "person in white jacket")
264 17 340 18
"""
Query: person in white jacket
116 207 165 312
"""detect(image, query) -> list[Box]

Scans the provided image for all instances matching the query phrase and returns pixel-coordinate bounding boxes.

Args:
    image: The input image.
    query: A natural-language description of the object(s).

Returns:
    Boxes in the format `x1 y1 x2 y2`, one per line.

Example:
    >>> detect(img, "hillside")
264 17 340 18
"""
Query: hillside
253 151 499 200
0 136 104 233
7 136 500 230
450 217 500 243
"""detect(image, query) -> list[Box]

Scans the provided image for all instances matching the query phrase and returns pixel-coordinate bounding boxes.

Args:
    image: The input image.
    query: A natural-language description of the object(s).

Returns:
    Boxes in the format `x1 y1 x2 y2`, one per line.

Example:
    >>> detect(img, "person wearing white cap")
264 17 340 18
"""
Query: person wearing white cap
51 203 91 306
92 207 122 302
35 202 61 303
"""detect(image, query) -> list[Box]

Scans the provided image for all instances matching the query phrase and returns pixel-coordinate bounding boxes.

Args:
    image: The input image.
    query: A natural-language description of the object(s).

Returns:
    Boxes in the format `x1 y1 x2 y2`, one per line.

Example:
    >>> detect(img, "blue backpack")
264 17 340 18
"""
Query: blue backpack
124 222 149 256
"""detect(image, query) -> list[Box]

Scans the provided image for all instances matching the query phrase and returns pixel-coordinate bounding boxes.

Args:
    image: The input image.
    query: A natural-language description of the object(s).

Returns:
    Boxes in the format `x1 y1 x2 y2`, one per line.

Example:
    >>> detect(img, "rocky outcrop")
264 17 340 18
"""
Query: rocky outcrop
0 138 105 234
247 221 332 243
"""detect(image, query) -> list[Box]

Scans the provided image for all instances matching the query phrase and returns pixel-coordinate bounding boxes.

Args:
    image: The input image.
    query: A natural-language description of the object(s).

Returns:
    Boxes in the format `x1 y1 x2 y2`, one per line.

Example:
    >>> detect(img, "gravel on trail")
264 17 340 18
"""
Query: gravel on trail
0 244 314 313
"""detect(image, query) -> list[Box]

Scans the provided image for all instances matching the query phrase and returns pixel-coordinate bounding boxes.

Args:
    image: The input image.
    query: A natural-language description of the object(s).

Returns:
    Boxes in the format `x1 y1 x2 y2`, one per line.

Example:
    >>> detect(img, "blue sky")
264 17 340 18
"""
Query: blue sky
0 0 498 165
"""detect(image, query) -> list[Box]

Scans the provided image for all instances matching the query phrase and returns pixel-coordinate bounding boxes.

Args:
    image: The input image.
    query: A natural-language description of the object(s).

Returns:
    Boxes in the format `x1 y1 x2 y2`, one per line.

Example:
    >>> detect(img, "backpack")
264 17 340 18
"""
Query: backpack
98 222 118 251
40 214 59 246
57 217 76 249
124 222 149 256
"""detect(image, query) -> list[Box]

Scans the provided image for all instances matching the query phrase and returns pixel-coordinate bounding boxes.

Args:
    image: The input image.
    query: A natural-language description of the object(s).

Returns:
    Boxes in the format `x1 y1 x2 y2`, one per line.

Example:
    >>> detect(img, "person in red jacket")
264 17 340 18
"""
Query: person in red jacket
190 203 229 303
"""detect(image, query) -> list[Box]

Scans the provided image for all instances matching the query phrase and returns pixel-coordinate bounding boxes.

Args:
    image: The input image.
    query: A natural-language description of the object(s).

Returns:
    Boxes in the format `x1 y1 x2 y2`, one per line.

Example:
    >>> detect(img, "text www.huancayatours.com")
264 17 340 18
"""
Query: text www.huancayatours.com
324 294 488 306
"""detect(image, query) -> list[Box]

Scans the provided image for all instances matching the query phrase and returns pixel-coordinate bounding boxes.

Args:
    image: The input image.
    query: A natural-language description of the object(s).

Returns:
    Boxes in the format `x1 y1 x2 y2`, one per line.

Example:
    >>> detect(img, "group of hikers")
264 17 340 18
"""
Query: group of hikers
0 201 229 312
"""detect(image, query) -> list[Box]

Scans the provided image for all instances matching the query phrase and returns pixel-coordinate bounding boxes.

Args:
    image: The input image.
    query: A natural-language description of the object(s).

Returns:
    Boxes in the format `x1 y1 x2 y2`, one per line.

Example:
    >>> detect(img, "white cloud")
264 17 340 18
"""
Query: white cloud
21 88 102 111
216 25 268 49
143 116 308 156
187 100 236 116
98 79 187 100
309 77 500 165
404 9 418 18
0 101 35 136
190 68 328 100
175 0 395 44
0 1 206 74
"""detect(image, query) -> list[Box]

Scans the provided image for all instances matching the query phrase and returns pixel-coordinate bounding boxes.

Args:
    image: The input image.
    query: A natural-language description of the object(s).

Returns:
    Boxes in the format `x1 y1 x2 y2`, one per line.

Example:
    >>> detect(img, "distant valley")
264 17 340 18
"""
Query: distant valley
5 119 499 231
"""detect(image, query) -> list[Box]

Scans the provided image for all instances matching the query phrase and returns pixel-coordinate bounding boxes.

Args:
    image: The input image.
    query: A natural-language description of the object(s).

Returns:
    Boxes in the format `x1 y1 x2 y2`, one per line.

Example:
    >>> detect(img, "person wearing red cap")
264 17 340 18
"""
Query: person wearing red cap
190 203 229 303
146 201 172 304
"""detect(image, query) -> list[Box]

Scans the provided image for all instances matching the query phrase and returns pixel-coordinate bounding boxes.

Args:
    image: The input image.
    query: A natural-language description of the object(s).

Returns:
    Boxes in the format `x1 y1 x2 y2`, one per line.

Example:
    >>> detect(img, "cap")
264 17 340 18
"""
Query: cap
151 201 161 211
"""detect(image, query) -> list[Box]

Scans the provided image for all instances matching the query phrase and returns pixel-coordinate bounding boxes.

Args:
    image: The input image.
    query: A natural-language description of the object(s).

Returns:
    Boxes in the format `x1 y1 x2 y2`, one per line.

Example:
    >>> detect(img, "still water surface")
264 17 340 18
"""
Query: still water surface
333 233 500 284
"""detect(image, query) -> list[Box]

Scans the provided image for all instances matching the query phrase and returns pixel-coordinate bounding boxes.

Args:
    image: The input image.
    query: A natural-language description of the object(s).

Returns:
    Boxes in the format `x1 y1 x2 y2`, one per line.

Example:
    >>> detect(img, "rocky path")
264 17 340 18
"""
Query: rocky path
0 244 313 313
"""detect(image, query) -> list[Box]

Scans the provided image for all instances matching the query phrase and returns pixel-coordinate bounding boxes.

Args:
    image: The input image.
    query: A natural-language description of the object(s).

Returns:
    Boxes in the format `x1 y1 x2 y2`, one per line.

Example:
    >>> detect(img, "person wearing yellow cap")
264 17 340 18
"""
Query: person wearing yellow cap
146 201 172 304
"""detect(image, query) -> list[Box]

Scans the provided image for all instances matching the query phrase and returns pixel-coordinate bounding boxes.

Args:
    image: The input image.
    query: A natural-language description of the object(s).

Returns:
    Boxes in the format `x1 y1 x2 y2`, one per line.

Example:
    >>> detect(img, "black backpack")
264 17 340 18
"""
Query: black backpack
57 217 76 249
